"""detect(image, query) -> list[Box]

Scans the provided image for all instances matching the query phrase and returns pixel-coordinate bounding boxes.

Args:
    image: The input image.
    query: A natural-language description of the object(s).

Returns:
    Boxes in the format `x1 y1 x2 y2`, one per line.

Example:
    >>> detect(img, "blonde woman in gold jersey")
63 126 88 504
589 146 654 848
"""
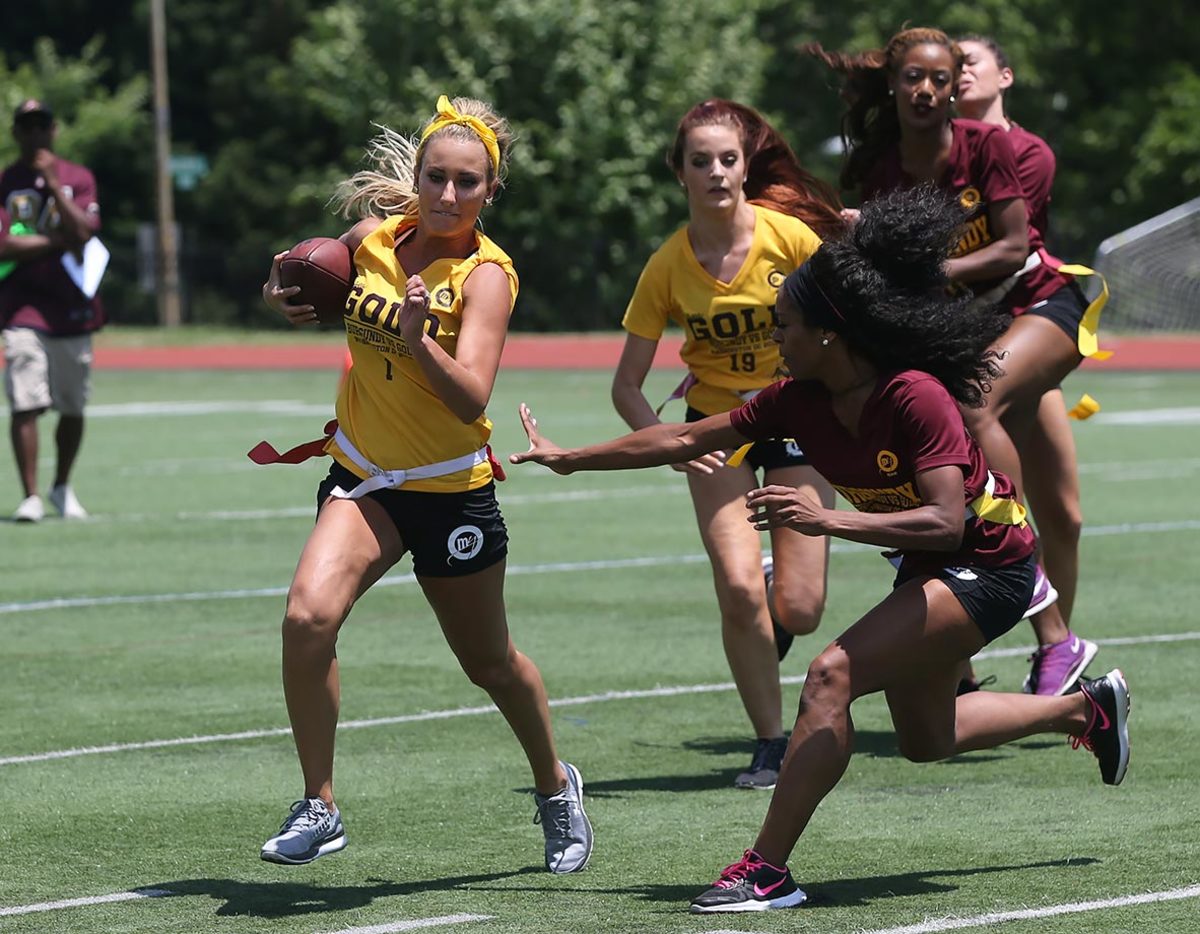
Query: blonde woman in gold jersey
257 96 592 873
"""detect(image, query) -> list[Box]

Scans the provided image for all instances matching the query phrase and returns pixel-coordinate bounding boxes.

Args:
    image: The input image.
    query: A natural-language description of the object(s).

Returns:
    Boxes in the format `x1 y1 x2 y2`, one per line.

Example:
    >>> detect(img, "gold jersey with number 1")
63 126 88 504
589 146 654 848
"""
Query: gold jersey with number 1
622 204 821 416
327 214 519 493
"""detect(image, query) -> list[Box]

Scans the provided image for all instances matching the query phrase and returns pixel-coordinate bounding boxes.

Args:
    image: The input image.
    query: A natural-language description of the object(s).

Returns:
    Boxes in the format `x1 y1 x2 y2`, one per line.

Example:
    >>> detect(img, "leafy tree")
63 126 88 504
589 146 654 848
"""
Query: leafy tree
2 0 1197 328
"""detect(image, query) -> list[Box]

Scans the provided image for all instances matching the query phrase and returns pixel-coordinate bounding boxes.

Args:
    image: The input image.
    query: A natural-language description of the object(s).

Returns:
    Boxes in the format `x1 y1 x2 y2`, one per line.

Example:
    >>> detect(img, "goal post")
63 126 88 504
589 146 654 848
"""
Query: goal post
1091 196 1200 332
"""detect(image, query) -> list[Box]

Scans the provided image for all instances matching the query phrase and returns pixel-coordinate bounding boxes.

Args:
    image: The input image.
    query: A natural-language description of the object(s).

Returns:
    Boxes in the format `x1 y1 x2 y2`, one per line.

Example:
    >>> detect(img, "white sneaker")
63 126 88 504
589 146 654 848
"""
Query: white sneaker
14 494 43 523
534 761 593 873
48 485 88 520
260 798 347 865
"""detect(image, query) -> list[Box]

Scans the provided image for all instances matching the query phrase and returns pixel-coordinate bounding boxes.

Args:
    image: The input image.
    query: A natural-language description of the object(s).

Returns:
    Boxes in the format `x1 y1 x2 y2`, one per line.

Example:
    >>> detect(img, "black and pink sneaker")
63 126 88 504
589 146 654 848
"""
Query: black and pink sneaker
690 849 807 913
1073 669 1131 785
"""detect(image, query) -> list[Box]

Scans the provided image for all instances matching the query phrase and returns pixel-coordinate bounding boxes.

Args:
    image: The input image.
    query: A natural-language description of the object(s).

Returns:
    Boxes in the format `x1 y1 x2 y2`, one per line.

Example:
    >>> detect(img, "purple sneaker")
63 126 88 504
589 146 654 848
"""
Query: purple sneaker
1024 631 1099 696
1021 563 1059 620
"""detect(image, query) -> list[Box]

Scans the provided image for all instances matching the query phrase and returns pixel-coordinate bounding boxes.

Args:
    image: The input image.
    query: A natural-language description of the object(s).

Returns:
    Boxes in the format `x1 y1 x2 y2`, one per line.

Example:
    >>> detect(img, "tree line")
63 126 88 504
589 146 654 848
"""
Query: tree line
3 0 1197 330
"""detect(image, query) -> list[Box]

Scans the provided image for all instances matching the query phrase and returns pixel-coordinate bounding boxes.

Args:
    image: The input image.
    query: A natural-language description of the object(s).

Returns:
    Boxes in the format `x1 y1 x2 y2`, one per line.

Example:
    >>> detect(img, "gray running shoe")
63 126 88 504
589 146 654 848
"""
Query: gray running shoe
534 761 593 873
260 797 347 865
735 736 789 790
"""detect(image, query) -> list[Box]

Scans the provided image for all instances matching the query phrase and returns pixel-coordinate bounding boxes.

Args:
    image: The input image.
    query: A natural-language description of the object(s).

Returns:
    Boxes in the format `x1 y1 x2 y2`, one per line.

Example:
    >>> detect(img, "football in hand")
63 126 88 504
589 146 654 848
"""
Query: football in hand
279 237 354 325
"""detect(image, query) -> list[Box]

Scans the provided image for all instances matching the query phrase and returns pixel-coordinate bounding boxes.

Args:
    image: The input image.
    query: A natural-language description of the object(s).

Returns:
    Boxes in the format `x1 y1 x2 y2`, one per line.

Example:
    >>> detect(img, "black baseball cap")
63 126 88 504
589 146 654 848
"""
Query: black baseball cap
13 99 53 124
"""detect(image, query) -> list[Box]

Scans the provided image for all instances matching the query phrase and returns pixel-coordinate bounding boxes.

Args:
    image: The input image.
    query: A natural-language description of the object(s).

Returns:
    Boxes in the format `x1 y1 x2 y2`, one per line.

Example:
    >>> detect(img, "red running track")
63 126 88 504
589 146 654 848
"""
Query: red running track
81 333 1200 371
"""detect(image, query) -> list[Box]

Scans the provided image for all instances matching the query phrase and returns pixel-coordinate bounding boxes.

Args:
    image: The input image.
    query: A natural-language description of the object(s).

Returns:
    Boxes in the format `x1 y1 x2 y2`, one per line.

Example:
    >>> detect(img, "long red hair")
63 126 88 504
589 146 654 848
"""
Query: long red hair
667 99 844 240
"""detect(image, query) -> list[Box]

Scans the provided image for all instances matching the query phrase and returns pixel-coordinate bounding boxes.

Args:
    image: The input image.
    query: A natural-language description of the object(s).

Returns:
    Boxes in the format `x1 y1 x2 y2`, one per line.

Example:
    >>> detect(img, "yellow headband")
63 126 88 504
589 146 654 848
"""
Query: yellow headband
418 95 500 173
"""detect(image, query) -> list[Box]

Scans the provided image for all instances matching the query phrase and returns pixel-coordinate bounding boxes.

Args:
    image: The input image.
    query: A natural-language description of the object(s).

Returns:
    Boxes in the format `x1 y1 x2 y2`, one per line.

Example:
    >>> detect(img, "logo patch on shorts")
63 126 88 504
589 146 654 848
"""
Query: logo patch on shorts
447 524 484 562
947 567 978 581
785 440 803 459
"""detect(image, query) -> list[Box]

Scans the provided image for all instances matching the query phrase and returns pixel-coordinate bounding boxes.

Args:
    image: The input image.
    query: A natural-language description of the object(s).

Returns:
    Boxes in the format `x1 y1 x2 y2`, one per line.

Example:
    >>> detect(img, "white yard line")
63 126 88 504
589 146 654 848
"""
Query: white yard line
2 630 1196 768
82 399 1200 424
0 887 172 917
4 517 1199 617
316 916 491 934
696 883 1200 934
853 883 1200 933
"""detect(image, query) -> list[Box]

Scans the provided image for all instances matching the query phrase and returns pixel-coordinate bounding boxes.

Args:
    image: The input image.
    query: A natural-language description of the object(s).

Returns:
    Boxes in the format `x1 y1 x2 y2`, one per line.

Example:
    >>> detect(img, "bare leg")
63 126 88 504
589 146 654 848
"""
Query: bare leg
751 577 1093 867
10 409 41 497
53 414 85 487
421 561 566 795
688 463 782 740
1022 389 1083 623
281 496 402 807
765 464 832 638
961 313 1082 501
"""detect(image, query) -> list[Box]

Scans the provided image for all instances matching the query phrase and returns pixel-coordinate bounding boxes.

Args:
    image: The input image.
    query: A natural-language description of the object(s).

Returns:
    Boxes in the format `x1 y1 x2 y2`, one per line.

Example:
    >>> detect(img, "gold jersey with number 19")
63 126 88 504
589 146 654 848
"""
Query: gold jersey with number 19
327 214 519 493
622 204 821 416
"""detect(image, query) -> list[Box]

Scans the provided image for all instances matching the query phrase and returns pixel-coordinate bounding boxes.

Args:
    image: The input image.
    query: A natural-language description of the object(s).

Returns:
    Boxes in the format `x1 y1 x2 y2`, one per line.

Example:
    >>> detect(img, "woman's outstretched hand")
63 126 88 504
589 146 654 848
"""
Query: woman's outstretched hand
746 484 828 535
509 403 575 474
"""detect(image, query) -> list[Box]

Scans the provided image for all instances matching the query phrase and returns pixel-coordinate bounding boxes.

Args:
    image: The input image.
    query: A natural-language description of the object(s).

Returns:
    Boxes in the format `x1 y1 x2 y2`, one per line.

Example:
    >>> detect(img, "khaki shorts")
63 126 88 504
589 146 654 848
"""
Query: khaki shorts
3 327 93 416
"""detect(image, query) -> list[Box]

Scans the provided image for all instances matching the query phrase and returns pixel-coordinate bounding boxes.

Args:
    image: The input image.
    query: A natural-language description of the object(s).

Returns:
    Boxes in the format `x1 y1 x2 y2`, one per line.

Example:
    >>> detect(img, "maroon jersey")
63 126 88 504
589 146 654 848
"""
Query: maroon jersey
1006 123 1055 239
0 157 104 335
729 370 1036 574
861 119 1064 315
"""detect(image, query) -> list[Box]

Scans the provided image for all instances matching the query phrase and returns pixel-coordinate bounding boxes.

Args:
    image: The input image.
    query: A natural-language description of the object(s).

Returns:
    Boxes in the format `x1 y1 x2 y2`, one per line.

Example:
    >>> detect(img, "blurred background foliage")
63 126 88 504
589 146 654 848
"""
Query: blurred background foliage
2 0 1197 329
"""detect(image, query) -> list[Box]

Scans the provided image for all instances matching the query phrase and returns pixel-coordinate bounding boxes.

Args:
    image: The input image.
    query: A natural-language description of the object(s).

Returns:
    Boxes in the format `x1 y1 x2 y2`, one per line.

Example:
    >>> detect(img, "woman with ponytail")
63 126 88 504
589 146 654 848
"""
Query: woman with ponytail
807 27 1102 697
512 185 1130 913
611 99 844 790
256 97 593 874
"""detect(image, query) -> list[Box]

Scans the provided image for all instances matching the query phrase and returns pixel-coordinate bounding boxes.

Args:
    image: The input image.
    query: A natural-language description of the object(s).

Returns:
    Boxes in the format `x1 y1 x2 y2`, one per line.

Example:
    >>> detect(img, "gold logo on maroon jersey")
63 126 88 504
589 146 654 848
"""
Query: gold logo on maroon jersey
959 187 982 209
876 449 899 474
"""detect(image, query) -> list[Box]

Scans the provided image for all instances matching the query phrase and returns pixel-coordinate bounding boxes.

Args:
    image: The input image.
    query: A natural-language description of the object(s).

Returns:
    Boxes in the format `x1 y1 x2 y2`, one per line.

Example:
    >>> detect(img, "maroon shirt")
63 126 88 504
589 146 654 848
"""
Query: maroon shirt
0 157 105 335
1007 123 1055 239
729 370 1036 574
861 119 1065 315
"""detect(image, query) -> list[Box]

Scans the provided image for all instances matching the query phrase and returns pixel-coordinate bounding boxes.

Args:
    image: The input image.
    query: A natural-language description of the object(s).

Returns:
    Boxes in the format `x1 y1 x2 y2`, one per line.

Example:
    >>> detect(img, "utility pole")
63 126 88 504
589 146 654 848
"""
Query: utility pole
150 0 182 327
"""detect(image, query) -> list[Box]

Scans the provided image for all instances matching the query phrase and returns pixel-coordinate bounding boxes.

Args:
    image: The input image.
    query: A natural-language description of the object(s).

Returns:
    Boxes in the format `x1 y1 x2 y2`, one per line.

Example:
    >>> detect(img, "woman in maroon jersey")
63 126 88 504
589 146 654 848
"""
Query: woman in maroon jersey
955 33 1093 685
511 185 1130 914
805 27 1099 697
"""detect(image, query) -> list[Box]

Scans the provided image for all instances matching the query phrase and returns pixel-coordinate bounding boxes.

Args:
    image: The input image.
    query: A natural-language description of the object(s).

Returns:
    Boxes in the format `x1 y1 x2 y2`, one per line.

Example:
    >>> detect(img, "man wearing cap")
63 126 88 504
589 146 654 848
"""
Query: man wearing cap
1 99 104 522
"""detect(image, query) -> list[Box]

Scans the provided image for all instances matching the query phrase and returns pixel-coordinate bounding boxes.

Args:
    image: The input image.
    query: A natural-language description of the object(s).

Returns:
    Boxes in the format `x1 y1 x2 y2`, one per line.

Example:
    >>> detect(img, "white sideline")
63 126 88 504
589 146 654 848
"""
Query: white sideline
317 916 491 934
856 883 1200 934
0 887 172 917
695 883 1200 934
4 516 1200 617
2 630 1197 768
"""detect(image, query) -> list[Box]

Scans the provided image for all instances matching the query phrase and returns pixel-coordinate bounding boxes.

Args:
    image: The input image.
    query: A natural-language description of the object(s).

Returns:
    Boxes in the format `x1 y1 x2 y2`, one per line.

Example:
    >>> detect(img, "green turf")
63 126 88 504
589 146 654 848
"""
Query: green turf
1 368 1199 933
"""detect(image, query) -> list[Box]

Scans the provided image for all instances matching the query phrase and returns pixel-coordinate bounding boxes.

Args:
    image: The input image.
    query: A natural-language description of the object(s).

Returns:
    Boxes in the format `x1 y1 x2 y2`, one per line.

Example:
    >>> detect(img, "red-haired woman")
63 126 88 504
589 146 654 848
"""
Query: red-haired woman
611 99 844 788
807 29 1099 696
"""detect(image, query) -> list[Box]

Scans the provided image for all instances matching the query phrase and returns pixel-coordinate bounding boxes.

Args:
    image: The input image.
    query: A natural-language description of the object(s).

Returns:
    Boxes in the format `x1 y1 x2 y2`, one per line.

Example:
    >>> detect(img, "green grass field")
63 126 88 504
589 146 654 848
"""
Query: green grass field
2 366 1199 934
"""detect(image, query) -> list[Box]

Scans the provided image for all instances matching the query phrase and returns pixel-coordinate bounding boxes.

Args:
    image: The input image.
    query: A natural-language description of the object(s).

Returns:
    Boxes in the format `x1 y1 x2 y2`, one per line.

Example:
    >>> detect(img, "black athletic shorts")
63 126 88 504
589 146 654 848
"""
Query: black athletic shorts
894 552 1037 644
1025 281 1088 344
317 461 508 578
686 405 809 471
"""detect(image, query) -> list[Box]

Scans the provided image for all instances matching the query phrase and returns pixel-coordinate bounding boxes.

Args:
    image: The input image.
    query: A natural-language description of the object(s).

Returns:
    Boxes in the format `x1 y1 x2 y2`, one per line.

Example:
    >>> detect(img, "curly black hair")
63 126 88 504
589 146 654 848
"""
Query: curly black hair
807 184 1010 407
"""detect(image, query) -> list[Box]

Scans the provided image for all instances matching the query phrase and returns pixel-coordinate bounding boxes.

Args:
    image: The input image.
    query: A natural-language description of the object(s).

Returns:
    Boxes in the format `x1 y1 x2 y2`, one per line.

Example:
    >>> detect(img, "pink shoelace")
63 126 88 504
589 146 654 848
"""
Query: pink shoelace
714 850 771 888
1070 685 1110 753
